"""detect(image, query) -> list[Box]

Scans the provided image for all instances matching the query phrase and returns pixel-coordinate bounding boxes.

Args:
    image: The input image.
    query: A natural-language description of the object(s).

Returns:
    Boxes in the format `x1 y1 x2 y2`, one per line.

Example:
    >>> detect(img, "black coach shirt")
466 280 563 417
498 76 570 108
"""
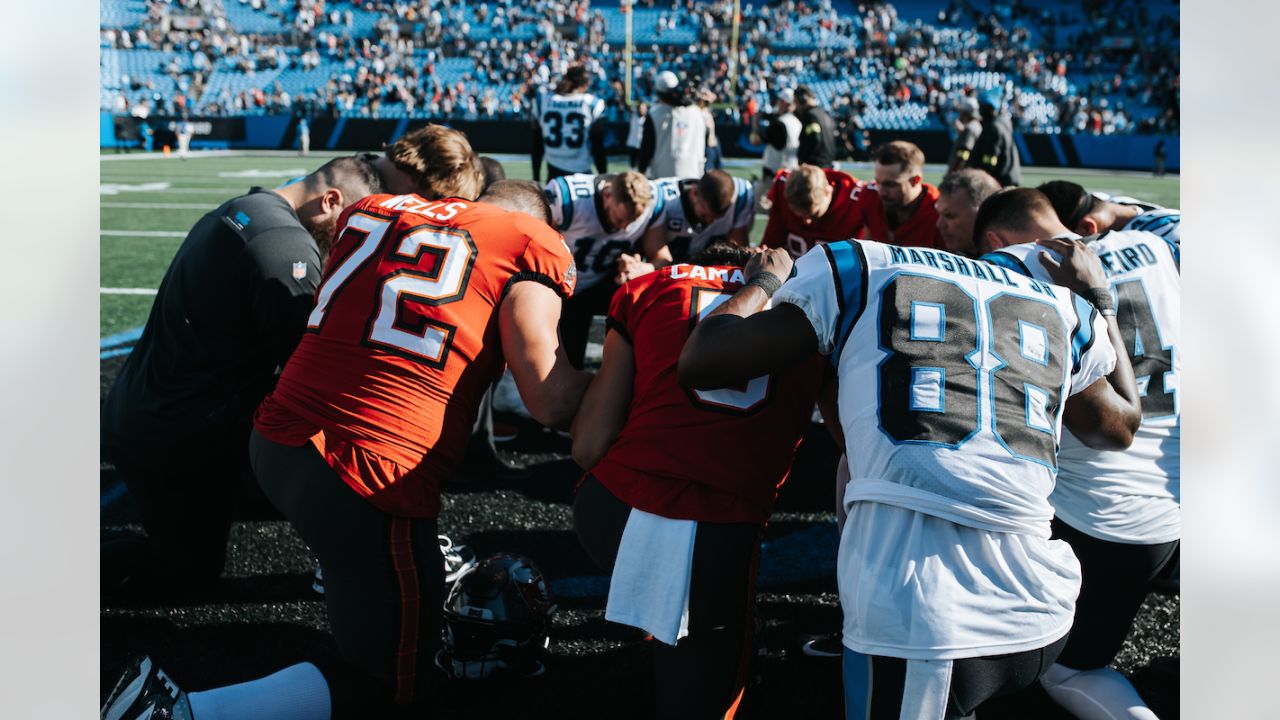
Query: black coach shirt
102 187 323 461
796 106 837 169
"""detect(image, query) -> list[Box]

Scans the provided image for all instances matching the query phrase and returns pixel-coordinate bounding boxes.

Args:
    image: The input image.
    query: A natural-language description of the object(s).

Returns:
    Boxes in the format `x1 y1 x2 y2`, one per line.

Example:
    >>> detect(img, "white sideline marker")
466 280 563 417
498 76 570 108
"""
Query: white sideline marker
101 287 159 295
102 202 213 209
101 230 187 237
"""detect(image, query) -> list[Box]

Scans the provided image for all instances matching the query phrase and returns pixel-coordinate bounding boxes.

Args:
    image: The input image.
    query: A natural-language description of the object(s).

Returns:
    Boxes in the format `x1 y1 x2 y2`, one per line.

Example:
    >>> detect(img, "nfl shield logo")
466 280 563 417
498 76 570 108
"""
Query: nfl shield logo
292 261 307 280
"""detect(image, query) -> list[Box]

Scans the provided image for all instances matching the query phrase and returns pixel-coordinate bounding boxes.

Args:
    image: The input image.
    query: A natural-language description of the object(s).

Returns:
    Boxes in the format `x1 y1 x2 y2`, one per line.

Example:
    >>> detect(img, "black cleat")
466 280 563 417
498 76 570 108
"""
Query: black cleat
101 656 192 720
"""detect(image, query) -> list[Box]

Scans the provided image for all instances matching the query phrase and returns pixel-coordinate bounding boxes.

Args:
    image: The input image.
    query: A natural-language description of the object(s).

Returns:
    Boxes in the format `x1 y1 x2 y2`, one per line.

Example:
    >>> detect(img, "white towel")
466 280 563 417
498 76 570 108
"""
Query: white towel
605 508 698 646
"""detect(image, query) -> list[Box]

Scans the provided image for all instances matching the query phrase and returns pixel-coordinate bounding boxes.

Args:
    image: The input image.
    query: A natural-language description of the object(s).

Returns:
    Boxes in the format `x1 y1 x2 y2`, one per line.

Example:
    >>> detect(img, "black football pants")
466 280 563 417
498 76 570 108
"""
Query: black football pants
574 474 761 720
105 434 251 596
559 278 618 370
250 429 445 719
1050 517 1179 670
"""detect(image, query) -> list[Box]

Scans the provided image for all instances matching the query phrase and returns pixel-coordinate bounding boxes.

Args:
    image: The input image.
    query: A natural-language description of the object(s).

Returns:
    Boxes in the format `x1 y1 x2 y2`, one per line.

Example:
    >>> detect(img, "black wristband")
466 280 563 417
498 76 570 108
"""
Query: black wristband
745 271 784 297
1082 287 1116 316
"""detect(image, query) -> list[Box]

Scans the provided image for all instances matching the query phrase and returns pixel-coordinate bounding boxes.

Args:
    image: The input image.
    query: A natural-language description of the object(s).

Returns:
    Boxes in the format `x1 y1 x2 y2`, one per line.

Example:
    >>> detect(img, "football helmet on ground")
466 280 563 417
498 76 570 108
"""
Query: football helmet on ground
437 553 556 680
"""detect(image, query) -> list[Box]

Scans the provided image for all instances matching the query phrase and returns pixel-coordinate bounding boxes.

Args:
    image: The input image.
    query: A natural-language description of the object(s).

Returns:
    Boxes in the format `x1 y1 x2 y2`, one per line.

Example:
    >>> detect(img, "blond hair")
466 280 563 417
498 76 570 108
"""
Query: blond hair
610 171 654 217
386 124 484 201
783 164 830 216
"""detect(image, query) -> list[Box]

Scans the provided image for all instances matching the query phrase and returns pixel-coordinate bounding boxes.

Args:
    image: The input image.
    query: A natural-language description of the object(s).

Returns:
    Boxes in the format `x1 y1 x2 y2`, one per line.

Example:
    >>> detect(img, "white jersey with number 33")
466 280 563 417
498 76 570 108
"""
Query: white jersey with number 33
535 90 607 173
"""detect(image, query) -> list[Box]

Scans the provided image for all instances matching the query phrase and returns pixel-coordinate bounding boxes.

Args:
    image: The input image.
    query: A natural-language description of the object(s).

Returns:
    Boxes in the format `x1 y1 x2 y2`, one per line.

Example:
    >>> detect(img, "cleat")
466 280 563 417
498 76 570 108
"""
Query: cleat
101 656 192 720
312 561 325 595
440 535 478 585
800 634 844 658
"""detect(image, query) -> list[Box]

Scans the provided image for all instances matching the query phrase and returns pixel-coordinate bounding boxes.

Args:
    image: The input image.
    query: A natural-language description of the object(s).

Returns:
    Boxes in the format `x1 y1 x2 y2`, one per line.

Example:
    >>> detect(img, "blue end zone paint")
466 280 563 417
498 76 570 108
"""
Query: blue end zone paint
390 117 410 144
326 117 348 150
101 326 144 349
550 523 839 600
1048 135 1068 167
101 481 128 509
101 347 135 360
1014 133 1034 166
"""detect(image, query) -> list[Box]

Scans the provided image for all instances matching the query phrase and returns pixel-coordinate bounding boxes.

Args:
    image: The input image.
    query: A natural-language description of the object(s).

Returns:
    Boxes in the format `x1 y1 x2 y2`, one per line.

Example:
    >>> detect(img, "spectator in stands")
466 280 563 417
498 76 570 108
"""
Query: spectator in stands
966 87 1022 187
948 96 983 174
639 70 707 179
792 86 837 169
935 168 1001 257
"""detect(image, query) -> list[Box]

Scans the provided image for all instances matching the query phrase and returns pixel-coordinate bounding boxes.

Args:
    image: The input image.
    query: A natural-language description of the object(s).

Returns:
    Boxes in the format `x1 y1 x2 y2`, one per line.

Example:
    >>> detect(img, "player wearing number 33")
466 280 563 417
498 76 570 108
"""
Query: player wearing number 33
678 233 1143 718
531 64 608 184
976 187 1180 720
545 170 657 369
571 243 832 719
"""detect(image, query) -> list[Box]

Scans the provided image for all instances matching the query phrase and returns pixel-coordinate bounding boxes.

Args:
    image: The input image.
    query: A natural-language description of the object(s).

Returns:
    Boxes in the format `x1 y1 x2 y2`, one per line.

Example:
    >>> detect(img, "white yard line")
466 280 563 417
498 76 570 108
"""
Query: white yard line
102 202 212 209
101 230 187 237
101 287 158 295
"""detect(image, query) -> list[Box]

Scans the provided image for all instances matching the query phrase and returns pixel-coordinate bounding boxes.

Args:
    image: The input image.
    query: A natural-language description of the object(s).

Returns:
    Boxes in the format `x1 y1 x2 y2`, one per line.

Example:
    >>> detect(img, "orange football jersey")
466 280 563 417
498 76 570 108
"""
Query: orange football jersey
589 263 828 524
255 193 575 518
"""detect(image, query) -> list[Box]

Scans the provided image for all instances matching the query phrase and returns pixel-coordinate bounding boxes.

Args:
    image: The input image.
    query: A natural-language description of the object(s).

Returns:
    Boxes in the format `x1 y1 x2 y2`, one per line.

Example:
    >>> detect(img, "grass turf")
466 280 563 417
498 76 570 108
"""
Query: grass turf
100 152 1179 337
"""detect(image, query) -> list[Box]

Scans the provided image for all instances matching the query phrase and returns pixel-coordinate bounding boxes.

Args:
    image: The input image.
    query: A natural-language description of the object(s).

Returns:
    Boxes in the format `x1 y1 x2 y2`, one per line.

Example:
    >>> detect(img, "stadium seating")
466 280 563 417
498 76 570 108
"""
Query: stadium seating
98 0 1177 135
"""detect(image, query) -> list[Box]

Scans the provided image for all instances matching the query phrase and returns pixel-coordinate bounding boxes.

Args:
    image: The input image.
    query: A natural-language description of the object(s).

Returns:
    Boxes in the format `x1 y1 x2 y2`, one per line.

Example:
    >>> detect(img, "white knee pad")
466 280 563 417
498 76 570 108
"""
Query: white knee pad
1040 662 1159 720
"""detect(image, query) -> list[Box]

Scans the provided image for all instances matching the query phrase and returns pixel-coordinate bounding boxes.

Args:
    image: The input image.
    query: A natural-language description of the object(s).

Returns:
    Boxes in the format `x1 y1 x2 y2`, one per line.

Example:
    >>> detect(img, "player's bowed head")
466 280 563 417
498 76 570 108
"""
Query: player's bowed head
379 123 486 200
972 187 1144 450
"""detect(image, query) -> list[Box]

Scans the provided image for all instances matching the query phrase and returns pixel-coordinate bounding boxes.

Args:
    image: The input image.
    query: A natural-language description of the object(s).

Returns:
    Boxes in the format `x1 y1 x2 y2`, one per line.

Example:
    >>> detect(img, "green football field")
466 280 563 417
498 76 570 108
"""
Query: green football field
100 151 1180 337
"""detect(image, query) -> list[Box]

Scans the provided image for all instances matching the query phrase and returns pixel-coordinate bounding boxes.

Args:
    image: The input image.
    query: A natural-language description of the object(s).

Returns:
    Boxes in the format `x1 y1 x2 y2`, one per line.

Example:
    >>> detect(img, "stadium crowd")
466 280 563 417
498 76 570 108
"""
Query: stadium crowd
100 0 1178 136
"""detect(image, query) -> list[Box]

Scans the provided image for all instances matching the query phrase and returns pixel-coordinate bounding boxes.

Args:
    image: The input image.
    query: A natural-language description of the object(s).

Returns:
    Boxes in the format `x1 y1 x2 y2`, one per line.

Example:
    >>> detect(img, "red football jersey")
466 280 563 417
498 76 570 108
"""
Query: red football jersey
761 168 865 259
255 193 575 518
848 181 945 250
590 263 828 525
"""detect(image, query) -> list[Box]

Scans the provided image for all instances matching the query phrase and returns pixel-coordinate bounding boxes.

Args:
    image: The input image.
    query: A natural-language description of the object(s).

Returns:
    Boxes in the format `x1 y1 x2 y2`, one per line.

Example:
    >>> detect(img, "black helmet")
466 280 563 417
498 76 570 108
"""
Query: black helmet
437 553 556 680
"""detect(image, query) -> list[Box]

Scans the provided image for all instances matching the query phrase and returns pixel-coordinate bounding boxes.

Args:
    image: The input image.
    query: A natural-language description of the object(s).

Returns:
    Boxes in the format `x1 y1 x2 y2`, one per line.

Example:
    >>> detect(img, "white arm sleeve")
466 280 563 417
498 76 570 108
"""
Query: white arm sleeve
773 245 843 355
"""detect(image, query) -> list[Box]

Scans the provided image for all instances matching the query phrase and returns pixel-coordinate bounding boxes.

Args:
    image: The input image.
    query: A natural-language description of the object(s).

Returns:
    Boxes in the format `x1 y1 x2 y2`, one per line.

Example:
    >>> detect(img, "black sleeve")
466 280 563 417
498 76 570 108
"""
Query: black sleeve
530 121 544 183
796 113 814 164
589 121 608 174
765 116 787 150
967 123 996 171
244 229 322 370
638 116 656 174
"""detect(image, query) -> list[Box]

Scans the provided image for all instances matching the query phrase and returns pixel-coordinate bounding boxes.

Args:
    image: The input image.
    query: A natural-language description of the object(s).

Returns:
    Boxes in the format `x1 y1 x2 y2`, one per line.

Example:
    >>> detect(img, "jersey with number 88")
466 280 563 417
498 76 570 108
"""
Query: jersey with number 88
257 193 576 518
775 239 1117 537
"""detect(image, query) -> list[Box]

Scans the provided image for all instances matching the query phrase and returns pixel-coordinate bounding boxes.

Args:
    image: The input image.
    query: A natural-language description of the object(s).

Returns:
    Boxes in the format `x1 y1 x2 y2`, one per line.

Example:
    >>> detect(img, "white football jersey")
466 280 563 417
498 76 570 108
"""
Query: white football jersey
984 230 1181 544
776 239 1114 658
649 176 753 261
545 174 658 291
534 90 607 173
1093 192 1181 246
